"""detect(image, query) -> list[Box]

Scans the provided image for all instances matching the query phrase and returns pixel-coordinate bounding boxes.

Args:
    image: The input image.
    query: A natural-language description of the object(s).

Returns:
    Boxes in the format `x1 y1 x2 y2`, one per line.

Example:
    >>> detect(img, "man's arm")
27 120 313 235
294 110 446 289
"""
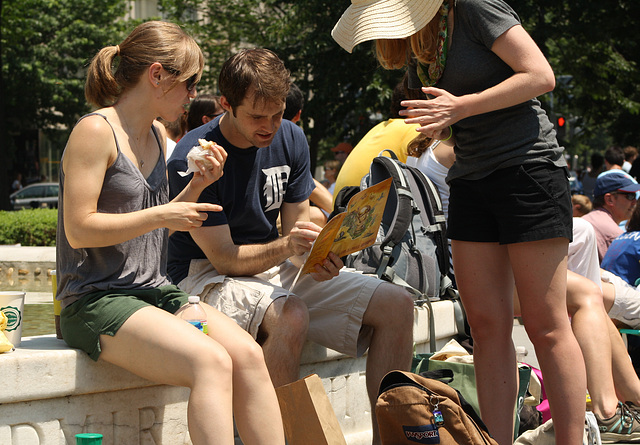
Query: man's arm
190 200 320 277
309 179 333 214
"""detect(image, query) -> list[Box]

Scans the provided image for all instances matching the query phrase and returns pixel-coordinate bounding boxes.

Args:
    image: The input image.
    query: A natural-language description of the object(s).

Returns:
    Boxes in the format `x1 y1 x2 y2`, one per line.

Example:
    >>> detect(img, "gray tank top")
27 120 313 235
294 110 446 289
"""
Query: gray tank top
56 113 171 308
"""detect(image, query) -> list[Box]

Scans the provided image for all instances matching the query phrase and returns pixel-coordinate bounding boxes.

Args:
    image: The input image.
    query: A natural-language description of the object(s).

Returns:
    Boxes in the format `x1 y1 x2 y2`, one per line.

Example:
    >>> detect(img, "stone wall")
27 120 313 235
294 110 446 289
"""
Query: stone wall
0 301 460 444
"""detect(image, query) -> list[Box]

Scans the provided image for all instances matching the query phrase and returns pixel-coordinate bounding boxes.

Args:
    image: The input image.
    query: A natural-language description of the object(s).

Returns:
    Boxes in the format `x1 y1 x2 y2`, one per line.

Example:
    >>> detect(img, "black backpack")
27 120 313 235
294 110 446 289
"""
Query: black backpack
332 151 466 350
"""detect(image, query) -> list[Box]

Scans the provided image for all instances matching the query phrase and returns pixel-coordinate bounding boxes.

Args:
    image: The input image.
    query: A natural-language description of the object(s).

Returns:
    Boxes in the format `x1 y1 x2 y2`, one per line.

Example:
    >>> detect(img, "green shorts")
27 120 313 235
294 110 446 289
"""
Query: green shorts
60 285 190 361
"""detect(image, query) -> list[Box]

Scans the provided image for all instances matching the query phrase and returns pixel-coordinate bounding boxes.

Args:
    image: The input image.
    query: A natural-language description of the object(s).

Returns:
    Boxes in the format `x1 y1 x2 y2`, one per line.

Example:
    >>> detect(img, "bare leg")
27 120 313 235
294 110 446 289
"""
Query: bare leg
362 283 414 445
511 238 586 445
565 270 618 418
600 279 640 404
607 318 640 404
200 304 286 444
257 295 309 387
101 305 285 445
452 240 517 445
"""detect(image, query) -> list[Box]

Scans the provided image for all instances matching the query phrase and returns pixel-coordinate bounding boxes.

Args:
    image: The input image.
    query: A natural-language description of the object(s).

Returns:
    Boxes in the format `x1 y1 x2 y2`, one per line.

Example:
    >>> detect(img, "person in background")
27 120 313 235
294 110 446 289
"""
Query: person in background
157 115 185 161
601 146 626 175
11 173 23 192
322 159 341 195
332 76 426 205
582 153 605 199
572 194 593 217
583 172 640 262
331 141 353 163
55 22 284 445
602 202 640 287
623 146 638 173
333 0 587 442
167 48 414 444
283 83 333 226
186 93 223 132
283 83 304 123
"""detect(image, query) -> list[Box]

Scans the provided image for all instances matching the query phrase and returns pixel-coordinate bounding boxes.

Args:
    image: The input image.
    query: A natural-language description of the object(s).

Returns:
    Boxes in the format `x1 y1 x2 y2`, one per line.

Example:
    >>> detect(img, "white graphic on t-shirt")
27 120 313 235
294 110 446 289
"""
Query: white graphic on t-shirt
262 166 290 212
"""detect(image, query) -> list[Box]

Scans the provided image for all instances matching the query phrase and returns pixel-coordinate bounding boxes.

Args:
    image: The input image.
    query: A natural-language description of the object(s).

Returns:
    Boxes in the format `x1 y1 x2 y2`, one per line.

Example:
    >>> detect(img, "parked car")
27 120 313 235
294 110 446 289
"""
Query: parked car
10 182 59 210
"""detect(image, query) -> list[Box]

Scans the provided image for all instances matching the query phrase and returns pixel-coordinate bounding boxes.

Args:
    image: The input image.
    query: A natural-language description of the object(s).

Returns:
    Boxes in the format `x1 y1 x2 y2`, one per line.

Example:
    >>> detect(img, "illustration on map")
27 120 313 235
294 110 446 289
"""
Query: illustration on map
298 178 392 276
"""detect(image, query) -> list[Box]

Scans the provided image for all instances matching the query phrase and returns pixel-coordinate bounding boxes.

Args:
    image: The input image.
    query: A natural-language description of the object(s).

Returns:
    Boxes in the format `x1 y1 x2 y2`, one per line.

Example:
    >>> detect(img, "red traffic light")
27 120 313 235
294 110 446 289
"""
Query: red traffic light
557 116 566 127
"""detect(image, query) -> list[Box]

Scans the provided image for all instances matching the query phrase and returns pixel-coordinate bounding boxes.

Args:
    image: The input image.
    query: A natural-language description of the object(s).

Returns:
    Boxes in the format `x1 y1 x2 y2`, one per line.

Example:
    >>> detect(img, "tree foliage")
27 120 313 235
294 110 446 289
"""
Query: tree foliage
0 0 131 209
1 0 639 208
159 0 402 170
160 0 639 168
511 0 640 158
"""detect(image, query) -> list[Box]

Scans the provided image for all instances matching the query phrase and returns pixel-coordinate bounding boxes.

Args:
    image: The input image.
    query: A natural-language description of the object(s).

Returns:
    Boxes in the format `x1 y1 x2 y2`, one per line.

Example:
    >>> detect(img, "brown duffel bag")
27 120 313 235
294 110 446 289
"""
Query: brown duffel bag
376 370 499 444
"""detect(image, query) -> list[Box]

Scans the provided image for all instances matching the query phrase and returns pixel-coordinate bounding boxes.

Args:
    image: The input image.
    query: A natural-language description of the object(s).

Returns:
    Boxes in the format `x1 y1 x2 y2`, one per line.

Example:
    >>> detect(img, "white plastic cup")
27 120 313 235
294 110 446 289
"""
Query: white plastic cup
0 291 25 347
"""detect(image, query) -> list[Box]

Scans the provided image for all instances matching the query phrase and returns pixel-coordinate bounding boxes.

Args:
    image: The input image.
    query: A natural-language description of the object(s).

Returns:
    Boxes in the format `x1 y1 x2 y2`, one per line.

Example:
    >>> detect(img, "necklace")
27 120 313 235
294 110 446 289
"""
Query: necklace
121 116 147 169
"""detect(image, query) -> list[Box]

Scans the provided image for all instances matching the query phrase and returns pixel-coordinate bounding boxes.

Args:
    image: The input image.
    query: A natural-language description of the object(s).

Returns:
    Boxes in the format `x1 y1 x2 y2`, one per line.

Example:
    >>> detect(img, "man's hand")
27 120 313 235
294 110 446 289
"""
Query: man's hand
309 252 343 282
287 221 321 256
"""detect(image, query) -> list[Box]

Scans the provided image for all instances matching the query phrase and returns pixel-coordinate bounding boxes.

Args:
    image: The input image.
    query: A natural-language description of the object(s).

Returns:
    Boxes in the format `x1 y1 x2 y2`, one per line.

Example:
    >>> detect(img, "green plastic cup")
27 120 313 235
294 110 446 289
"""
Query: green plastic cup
75 433 103 444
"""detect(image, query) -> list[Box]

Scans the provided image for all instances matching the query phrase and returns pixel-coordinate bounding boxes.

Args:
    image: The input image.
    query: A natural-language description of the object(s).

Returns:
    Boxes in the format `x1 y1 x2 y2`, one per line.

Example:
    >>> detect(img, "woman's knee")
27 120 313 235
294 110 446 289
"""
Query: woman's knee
188 341 234 382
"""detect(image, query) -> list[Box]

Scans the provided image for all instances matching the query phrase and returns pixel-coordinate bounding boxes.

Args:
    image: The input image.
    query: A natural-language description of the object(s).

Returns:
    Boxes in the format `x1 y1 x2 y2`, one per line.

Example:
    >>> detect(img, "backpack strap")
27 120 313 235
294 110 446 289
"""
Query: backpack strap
369 156 415 249
403 165 450 282
376 149 400 161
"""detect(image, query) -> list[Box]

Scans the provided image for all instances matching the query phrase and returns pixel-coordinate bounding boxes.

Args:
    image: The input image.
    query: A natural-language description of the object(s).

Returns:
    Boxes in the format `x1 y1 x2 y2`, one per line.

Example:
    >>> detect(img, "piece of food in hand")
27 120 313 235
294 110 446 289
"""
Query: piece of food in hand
178 139 222 177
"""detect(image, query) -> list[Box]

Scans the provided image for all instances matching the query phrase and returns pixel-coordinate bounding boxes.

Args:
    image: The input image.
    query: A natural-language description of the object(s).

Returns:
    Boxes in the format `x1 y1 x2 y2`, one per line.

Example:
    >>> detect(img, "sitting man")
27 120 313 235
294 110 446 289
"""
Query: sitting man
582 171 640 261
167 48 414 444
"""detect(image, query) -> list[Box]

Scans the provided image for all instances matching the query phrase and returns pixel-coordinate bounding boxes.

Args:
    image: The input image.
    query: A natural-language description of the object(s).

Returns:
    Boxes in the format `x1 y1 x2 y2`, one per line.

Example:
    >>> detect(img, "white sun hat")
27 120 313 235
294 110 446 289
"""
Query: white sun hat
332 0 444 53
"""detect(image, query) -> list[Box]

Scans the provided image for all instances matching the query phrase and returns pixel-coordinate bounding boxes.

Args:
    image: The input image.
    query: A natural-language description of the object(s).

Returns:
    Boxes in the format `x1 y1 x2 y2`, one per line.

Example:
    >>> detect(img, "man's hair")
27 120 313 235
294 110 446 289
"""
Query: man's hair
283 83 304 121
624 146 639 162
604 146 625 167
590 152 604 170
571 194 593 216
218 48 290 113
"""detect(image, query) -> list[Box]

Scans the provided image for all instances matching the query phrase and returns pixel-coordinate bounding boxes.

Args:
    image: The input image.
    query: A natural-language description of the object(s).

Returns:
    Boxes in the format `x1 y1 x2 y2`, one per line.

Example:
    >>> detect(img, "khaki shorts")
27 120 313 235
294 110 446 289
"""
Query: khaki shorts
178 259 382 357
602 270 640 329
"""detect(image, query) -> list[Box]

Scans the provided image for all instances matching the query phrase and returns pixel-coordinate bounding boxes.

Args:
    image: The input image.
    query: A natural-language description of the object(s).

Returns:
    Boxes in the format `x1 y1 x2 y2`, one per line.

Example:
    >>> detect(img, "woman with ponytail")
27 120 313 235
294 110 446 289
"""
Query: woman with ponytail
56 21 285 445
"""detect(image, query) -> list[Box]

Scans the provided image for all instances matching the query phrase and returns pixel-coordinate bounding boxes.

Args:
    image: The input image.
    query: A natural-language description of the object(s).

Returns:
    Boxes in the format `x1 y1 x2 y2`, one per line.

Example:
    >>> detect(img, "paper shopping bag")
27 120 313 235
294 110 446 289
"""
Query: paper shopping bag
275 374 347 445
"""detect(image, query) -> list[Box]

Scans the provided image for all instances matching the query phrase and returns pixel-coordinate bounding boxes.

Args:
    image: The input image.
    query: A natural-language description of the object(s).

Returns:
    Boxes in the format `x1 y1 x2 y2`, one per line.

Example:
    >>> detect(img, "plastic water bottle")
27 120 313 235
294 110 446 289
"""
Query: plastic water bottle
181 296 208 334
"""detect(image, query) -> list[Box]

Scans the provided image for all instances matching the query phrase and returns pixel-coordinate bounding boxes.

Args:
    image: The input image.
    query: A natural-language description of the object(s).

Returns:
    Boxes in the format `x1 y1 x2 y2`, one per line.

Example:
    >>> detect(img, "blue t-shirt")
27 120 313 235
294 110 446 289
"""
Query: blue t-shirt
167 117 315 284
601 231 640 286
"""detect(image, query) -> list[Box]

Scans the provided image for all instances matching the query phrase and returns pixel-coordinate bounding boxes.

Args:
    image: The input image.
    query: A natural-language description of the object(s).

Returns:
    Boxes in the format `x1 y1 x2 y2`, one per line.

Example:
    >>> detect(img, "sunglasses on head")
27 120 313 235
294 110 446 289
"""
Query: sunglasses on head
612 191 638 201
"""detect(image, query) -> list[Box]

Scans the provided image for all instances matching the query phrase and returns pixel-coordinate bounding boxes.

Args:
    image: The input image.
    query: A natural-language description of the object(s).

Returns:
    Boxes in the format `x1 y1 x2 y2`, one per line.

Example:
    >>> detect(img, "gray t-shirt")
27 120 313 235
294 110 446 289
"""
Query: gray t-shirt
440 0 566 182
56 113 171 308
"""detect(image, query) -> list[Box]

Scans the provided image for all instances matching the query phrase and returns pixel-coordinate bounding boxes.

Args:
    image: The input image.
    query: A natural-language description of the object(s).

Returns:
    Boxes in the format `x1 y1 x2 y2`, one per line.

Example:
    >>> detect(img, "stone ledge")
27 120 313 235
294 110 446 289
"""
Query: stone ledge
0 302 459 445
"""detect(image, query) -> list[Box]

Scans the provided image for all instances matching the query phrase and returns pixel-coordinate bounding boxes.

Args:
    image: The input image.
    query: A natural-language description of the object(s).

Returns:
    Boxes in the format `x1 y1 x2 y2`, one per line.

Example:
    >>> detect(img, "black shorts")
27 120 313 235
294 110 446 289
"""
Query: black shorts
447 163 573 244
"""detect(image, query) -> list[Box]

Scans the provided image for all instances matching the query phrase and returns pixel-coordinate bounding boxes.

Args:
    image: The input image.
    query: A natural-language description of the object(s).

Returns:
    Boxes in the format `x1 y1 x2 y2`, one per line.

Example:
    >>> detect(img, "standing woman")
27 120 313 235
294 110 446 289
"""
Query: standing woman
333 1 586 443
56 21 284 445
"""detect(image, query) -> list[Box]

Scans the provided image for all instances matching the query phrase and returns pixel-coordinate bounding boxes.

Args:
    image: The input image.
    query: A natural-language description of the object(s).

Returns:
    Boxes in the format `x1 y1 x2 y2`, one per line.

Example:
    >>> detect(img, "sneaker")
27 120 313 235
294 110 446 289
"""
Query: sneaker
596 402 640 443
626 401 640 421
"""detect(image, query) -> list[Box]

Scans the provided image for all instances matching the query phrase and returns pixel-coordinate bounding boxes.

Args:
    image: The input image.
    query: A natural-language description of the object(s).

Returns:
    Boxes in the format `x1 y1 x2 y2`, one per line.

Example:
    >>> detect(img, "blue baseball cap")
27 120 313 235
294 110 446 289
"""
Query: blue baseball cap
593 172 640 197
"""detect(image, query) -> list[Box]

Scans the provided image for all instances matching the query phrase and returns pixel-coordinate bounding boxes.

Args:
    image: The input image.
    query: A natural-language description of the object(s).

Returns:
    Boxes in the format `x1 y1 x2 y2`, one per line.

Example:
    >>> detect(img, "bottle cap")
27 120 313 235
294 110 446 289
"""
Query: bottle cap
76 433 103 444
188 295 200 304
